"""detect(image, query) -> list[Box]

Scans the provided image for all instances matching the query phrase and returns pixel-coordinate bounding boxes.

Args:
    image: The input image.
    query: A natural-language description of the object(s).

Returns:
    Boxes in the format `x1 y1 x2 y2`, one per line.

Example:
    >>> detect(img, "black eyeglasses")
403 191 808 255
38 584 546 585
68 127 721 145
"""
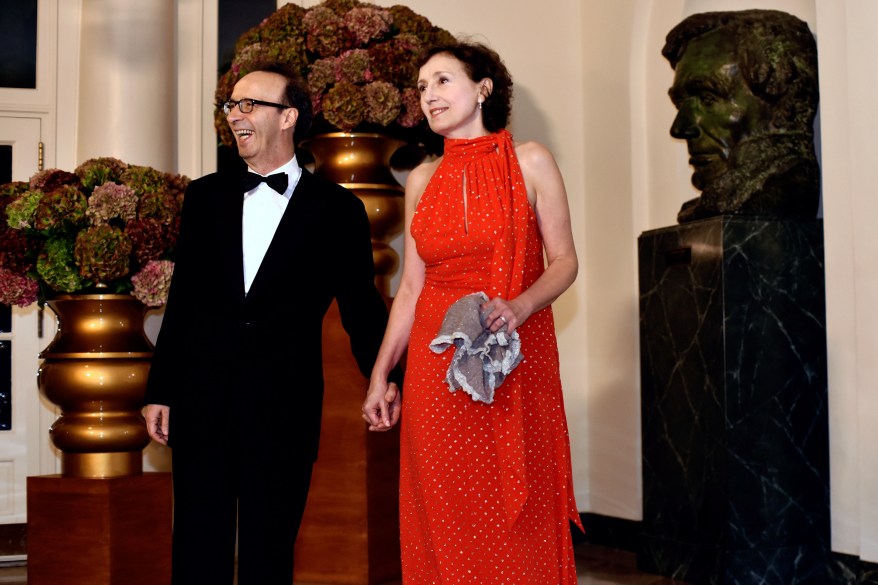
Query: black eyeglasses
222 98 289 115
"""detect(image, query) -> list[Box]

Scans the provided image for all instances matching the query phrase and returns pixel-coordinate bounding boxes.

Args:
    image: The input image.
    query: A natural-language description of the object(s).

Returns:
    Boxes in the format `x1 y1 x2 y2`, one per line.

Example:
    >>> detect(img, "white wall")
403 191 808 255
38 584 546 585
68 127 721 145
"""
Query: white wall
817 0 878 561
577 0 643 519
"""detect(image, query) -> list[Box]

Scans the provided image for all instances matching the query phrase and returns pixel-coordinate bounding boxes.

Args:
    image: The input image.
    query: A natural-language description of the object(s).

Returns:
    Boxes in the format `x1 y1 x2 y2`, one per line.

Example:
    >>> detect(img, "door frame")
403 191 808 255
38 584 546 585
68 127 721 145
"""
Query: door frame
0 115 60 530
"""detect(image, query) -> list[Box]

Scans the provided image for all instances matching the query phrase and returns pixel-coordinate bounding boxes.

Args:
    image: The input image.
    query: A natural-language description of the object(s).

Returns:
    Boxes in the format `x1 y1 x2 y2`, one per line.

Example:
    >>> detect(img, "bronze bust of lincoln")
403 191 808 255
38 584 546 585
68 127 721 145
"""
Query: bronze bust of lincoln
663 10 820 224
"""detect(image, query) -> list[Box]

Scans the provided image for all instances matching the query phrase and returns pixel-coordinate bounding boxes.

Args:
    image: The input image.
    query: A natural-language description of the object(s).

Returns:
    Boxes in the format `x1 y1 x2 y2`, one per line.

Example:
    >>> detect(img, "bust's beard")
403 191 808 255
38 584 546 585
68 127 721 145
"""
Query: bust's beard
695 131 820 217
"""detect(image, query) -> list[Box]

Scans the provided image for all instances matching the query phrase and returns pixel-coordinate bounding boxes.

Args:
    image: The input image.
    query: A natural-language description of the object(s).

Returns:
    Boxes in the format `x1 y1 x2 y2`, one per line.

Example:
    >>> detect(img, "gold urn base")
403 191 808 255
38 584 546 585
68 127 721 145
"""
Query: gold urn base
38 295 154 479
59 452 143 478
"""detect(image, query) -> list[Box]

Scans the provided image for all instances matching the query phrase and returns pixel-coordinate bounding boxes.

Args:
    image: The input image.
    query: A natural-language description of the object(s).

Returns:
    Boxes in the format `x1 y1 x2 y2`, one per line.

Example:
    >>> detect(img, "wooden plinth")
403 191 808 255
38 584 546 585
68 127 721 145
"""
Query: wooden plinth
294 300 401 585
27 472 172 585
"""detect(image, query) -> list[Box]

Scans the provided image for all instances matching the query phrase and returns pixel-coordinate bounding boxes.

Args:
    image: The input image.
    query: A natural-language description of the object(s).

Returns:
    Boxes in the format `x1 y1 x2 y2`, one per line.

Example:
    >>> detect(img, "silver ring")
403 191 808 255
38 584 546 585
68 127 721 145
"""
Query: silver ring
499 316 507 323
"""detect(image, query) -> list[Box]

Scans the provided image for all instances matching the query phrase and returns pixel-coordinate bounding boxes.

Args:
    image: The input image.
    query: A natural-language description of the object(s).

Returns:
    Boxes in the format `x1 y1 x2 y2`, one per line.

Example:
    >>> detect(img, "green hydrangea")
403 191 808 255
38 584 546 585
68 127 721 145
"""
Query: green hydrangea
322 82 367 131
74 225 132 284
33 185 88 232
74 157 127 192
120 166 166 196
36 236 82 293
364 81 402 127
5 190 44 229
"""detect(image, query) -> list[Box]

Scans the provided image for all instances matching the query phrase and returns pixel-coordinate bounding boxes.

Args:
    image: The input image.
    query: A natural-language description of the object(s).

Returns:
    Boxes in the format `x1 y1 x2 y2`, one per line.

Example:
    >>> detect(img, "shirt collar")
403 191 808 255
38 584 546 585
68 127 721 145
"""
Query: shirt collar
247 156 302 199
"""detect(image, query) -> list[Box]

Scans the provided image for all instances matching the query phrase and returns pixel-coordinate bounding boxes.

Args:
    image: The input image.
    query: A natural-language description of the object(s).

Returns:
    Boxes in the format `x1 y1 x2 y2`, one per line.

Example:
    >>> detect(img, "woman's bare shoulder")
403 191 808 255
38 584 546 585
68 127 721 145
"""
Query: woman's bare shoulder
513 140 555 171
406 156 443 194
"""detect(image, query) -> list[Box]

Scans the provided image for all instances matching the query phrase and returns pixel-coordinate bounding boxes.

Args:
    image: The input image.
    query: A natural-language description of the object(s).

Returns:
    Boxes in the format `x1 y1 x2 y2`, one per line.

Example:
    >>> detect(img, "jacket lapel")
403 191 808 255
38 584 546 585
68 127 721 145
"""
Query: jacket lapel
245 168 318 299
216 171 247 301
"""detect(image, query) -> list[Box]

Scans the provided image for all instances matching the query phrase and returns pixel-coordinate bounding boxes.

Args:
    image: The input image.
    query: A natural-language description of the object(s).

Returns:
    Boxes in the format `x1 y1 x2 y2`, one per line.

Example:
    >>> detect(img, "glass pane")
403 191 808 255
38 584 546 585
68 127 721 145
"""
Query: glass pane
217 0 276 171
0 141 9 339
218 0 276 72
0 144 11 184
0 340 11 431
0 0 38 89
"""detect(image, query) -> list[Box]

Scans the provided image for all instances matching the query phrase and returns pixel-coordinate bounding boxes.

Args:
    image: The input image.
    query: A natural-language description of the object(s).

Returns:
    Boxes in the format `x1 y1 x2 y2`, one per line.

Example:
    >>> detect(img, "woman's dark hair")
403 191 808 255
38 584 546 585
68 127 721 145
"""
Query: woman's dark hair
419 41 513 133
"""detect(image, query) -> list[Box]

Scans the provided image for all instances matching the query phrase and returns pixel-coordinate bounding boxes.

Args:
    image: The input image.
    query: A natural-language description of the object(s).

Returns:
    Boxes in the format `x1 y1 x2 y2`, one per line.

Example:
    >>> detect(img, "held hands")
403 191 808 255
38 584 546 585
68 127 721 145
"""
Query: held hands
360 296 524 432
145 404 170 445
362 380 401 432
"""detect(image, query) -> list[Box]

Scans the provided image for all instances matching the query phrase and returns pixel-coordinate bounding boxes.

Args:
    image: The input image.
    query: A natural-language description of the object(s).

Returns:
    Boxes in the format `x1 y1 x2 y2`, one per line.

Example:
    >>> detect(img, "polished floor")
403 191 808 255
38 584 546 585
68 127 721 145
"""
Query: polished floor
0 543 687 584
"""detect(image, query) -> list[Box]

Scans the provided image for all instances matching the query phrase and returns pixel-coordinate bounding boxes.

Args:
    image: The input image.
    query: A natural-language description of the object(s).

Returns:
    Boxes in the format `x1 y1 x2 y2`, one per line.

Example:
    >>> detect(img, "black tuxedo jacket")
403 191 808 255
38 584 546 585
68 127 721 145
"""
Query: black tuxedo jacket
144 166 388 461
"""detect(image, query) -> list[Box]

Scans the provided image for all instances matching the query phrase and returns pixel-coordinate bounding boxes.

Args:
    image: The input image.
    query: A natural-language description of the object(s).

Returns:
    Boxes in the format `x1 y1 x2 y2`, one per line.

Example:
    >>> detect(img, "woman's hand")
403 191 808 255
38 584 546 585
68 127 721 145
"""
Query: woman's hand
362 380 401 431
483 296 529 333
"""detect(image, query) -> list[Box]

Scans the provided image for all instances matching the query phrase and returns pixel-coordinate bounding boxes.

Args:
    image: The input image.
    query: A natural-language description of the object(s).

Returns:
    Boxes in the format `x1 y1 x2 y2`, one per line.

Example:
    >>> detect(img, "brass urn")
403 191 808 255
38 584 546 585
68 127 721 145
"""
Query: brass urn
38 294 153 478
301 132 406 296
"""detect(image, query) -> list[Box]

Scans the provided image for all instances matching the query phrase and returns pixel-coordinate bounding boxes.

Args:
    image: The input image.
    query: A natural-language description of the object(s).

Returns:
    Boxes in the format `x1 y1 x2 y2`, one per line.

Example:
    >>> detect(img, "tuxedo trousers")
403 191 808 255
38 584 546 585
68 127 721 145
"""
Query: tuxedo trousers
169 405 314 585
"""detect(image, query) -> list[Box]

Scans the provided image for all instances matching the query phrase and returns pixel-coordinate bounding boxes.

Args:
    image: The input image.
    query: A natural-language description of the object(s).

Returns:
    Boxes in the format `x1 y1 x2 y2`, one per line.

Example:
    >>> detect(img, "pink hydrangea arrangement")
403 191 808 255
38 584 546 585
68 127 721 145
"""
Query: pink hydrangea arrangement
0 158 188 308
215 0 454 150
0 268 39 307
130 260 174 308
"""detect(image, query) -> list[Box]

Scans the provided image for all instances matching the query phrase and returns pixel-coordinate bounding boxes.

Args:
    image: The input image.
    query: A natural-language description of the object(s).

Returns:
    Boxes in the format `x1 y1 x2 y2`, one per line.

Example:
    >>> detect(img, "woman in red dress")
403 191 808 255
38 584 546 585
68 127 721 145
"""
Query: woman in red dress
363 41 582 584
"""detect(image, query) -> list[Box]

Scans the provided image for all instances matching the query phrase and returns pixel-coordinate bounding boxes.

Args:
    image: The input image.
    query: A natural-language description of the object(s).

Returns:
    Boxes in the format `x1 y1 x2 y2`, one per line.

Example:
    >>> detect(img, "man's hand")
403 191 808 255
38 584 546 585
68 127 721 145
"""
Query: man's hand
145 404 170 445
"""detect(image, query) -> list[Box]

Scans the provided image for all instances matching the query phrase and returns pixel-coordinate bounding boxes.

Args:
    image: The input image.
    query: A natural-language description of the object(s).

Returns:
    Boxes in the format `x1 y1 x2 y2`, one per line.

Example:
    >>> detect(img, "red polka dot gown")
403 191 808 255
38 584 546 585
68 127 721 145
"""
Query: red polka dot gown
402 130 582 584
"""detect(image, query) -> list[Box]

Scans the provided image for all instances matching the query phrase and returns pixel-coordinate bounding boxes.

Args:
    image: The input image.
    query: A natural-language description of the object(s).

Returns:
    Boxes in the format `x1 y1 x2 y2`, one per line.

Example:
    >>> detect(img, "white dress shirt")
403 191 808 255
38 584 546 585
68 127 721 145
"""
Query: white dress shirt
242 157 302 293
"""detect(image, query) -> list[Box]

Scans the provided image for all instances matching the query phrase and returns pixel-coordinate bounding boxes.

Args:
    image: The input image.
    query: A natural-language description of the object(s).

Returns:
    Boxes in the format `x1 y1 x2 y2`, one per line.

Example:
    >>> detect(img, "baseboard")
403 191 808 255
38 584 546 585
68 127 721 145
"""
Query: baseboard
577 512 878 584
0 524 26 558
829 551 878 584
576 513 641 552
11 507 878 583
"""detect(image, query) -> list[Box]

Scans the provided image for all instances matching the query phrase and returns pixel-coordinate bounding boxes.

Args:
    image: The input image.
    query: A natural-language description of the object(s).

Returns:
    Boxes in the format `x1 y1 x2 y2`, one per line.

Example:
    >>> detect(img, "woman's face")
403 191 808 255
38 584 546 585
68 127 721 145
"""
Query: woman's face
417 53 486 139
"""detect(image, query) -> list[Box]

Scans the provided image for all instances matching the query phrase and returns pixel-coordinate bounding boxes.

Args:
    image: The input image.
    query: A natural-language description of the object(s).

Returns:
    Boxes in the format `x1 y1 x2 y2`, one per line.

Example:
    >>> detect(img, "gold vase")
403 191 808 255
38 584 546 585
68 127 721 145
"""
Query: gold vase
300 132 405 296
38 294 153 478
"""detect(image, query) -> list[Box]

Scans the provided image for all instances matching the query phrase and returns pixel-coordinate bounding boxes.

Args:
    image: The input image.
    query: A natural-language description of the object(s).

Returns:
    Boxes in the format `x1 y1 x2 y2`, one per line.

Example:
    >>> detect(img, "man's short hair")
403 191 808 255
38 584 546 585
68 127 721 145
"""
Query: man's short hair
247 62 313 143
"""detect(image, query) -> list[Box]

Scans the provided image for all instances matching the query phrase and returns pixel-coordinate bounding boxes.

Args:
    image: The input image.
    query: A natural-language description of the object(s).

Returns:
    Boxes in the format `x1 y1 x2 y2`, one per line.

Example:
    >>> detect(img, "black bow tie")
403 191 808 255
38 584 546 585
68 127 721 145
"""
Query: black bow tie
241 172 288 195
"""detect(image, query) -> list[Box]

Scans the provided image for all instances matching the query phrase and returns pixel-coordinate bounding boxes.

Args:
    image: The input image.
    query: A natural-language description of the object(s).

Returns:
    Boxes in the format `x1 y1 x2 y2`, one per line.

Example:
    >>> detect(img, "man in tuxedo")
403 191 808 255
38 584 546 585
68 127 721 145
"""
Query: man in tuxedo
144 63 398 585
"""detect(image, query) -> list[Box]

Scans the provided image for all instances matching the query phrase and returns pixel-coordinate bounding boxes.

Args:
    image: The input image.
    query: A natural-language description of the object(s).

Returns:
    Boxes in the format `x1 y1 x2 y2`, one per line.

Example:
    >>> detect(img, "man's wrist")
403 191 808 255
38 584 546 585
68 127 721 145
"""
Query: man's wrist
387 365 404 389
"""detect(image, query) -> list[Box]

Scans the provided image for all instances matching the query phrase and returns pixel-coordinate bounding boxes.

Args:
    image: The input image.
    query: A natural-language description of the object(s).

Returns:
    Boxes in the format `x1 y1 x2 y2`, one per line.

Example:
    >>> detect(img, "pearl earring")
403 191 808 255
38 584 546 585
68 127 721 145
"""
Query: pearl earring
478 97 483 110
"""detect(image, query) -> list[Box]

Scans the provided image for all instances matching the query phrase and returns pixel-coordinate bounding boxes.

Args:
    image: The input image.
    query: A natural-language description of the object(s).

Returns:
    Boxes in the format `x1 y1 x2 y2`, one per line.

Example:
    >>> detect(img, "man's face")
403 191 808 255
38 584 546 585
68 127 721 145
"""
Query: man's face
668 29 773 191
227 71 295 173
